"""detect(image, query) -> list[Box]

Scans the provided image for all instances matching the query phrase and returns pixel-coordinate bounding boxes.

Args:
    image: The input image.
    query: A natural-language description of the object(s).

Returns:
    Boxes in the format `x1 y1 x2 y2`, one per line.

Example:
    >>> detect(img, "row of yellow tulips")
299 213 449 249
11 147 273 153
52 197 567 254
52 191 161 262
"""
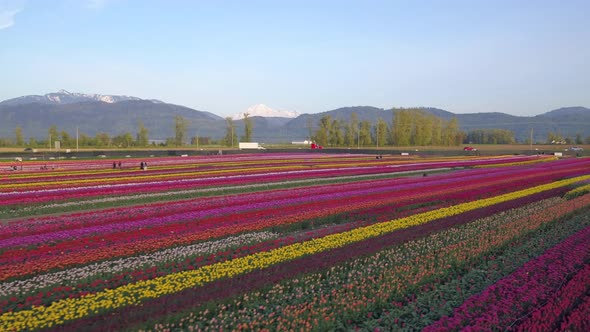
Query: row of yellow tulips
473 156 556 168
566 183 590 196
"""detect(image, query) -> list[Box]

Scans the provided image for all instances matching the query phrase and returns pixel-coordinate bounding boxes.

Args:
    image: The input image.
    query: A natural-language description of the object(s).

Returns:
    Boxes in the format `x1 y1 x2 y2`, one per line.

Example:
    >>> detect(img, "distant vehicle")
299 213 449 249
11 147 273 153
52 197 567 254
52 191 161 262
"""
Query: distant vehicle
463 146 477 151
238 142 266 150
570 146 584 151
24 148 37 152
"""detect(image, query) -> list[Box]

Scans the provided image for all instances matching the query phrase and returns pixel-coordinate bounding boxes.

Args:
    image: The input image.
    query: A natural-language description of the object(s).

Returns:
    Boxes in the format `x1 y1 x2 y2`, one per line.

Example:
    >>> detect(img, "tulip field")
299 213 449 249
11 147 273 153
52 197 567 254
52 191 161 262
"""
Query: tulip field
0 153 589 331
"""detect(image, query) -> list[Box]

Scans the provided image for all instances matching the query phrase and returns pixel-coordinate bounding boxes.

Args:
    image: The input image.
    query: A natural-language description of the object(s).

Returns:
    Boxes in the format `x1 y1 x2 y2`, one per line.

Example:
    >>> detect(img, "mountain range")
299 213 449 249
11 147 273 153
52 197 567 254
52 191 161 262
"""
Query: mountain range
0 89 162 106
0 91 588 144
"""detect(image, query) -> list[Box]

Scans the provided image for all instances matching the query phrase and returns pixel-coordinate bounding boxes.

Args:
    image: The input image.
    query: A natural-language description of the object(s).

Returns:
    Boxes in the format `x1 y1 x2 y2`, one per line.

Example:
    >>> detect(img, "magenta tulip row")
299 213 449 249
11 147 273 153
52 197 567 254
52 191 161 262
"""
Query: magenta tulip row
424 225 590 331
515 263 590 331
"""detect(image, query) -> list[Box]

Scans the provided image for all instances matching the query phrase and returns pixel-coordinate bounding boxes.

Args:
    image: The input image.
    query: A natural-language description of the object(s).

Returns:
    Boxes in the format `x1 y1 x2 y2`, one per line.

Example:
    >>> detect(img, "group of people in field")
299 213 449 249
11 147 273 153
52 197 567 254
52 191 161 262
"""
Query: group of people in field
112 161 148 170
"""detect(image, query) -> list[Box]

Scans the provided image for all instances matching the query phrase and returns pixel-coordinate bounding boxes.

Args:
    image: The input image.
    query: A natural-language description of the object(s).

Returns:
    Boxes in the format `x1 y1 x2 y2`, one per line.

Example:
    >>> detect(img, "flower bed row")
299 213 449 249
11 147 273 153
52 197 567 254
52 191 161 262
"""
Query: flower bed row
564 182 590 200
1 165 582 280
0 231 279 310
2 171 440 219
0 166 504 238
0 166 546 248
0 163 451 206
0 198 450 312
513 263 590 331
557 292 590 331
0 175 587 331
347 203 590 331
0 154 541 185
424 224 590 331
3 159 582 248
65 192 590 331
0 155 557 199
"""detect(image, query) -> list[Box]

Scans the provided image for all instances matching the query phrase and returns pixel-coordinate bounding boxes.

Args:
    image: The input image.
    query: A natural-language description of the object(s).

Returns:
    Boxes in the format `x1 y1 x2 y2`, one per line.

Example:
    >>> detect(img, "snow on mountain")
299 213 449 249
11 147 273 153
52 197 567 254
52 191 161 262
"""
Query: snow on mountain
232 104 299 120
0 90 160 106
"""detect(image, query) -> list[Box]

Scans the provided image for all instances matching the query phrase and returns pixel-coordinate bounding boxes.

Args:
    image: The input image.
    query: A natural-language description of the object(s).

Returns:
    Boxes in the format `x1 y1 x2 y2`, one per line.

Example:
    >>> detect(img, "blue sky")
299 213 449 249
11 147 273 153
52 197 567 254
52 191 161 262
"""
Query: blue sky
1 0 588 117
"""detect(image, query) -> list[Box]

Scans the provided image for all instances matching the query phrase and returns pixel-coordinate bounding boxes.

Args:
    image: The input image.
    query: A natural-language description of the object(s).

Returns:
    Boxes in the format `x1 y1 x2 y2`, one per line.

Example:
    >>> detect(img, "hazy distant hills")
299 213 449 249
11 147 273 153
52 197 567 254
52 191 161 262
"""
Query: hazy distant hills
456 107 590 142
281 106 590 143
0 91 588 143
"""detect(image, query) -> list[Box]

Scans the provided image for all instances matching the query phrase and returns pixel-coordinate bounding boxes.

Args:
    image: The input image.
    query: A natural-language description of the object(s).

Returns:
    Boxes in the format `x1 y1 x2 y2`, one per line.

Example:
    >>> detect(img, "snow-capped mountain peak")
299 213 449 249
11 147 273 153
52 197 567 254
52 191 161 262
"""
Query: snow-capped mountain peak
232 104 299 120
0 90 154 106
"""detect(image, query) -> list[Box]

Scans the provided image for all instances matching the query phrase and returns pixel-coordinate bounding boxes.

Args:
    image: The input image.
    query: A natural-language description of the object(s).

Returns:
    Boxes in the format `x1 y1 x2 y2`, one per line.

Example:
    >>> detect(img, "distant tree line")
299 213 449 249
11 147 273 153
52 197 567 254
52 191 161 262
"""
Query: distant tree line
1 118 183 148
2 111 589 148
310 109 465 147
465 129 516 144
308 109 590 147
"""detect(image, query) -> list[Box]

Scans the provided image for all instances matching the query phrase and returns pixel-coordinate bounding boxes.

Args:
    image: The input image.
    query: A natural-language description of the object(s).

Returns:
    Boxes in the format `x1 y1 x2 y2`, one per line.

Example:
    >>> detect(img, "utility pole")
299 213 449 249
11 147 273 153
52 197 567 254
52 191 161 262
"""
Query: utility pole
376 123 379 148
530 128 533 153
357 125 360 149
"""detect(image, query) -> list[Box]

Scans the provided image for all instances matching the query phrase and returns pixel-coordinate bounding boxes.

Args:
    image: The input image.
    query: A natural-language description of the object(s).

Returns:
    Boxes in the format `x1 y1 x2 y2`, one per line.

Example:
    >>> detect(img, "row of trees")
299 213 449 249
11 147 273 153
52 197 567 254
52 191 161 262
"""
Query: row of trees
465 129 516 145
2 115 221 148
3 121 152 149
6 116 194 148
310 109 464 147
